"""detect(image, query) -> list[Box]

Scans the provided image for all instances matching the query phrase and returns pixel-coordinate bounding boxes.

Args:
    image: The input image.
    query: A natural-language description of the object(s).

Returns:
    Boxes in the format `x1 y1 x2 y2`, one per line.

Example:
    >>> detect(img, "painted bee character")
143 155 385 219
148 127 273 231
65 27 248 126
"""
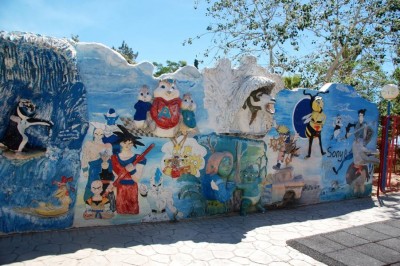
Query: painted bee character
302 90 329 158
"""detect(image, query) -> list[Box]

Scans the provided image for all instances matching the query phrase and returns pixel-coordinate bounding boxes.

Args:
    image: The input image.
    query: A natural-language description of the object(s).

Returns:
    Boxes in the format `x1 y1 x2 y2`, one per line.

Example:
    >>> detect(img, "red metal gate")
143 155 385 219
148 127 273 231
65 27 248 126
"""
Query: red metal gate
377 115 400 196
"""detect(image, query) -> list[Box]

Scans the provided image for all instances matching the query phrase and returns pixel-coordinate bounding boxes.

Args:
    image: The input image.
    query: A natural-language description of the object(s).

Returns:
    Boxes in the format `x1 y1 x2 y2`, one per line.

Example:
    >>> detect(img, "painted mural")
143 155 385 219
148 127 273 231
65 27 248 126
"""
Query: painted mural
265 84 379 205
0 32 87 233
0 31 379 234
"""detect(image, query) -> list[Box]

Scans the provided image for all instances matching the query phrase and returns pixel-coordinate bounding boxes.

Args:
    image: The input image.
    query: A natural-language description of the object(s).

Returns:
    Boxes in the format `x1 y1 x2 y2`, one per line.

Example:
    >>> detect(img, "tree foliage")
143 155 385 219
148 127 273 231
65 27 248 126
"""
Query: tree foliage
295 0 400 85
189 0 400 93
153 60 187 77
283 75 301 89
71 34 79 42
186 0 312 72
112 41 138 64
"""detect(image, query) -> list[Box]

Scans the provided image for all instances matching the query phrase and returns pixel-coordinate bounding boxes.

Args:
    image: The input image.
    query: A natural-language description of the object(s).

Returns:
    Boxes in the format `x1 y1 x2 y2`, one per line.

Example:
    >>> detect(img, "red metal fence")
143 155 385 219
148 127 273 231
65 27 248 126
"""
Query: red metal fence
377 115 400 196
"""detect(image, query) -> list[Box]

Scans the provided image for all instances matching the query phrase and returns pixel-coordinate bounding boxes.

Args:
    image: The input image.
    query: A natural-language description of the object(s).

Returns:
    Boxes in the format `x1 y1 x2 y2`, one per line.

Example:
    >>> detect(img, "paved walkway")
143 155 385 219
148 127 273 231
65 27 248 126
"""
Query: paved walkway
1 192 399 266
287 219 400 265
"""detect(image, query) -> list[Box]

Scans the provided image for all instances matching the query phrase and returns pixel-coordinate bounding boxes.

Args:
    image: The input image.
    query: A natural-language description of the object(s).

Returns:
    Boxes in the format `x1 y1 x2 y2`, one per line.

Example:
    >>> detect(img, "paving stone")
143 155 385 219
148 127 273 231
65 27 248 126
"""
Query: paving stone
377 237 400 252
152 244 178 255
234 248 255 257
366 222 400 237
64 248 93 260
288 235 346 254
212 250 235 259
353 242 400 264
42 256 79 265
268 262 291 266
287 259 319 266
169 253 193 265
103 253 133 263
191 248 214 261
326 248 384 266
384 219 400 229
344 226 392 242
1 193 400 265
324 231 369 247
208 258 241 266
134 245 156 256
35 243 60 254
122 254 149 265
0 253 18 264
151 254 171 264
15 250 50 262
78 256 111 266
230 256 253 265
248 250 275 264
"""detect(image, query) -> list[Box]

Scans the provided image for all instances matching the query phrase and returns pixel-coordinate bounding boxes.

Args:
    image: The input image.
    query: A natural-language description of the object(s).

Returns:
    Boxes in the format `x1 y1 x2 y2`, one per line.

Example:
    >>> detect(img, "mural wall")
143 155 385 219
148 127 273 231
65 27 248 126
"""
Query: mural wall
0 31 379 234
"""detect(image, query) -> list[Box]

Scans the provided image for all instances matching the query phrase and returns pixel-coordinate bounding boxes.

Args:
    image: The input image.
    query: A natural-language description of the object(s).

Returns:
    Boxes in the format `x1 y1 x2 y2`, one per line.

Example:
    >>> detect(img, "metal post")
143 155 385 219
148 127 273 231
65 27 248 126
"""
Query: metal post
381 101 391 191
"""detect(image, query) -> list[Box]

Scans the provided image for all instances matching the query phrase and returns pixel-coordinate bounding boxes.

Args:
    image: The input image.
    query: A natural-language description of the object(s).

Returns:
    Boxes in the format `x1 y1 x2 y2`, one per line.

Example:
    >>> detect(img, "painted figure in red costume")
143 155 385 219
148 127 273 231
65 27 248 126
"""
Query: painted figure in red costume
109 125 145 215
150 79 182 137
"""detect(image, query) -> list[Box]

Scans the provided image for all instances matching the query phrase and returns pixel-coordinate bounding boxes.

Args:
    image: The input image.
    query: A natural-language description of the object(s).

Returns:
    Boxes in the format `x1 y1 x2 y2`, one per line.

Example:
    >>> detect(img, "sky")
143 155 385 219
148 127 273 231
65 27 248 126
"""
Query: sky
0 0 217 67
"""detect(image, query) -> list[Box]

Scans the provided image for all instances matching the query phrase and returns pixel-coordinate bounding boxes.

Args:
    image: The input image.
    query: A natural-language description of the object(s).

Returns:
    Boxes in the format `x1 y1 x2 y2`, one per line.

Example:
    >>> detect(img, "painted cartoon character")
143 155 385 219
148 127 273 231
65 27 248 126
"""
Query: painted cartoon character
81 128 112 202
236 165 265 216
182 146 203 176
272 125 299 170
83 180 114 219
139 168 183 222
0 99 53 152
202 152 236 203
109 125 147 215
162 135 189 178
333 109 374 175
237 86 276 134
150 79 182 137
98 149 116 212
344 109 373 143
102 108 122 153
346 137 379 195
29 176 75 217
302 90 328 158
163 155 185 178
133 85 153 129
330 115 343 140
180 93 198 136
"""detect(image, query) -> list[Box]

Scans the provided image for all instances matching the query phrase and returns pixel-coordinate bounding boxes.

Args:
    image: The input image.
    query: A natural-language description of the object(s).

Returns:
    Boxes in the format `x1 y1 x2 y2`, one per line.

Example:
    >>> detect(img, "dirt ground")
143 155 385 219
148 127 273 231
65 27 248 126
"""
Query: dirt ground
372 172 400 196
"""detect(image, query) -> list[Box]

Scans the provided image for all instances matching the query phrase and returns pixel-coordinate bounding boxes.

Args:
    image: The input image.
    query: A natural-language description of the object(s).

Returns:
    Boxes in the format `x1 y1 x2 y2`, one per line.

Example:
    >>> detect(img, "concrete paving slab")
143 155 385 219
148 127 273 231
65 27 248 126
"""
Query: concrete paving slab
365 222 400 237
377 238 400 252
326 248 384 266
353 242 400 264
343 226 392 242
287 219 400 266
323 231 369 247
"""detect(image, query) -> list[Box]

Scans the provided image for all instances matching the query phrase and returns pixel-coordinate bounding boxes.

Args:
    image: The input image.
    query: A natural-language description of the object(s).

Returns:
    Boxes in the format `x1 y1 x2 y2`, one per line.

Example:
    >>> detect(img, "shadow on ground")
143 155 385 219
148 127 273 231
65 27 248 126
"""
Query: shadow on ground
0 193 399 264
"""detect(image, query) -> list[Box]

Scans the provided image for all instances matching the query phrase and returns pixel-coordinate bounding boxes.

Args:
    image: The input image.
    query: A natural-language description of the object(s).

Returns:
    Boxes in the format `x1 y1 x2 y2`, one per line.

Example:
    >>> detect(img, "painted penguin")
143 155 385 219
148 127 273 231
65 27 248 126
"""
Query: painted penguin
150 79 182 137
330 115 343 140
133 85 153 129
0 99 53 152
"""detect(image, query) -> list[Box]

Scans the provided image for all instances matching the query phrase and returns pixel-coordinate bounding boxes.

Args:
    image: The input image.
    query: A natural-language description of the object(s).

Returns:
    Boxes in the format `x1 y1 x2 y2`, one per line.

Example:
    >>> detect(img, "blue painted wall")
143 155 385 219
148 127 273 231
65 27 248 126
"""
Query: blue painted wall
0 32 379 234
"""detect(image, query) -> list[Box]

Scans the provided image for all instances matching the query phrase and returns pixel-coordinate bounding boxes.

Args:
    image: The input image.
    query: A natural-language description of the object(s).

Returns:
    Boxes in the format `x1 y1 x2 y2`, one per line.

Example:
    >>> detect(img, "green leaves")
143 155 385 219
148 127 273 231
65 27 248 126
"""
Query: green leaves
152 60 187 77
186 0 398 98
112 41 138 64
